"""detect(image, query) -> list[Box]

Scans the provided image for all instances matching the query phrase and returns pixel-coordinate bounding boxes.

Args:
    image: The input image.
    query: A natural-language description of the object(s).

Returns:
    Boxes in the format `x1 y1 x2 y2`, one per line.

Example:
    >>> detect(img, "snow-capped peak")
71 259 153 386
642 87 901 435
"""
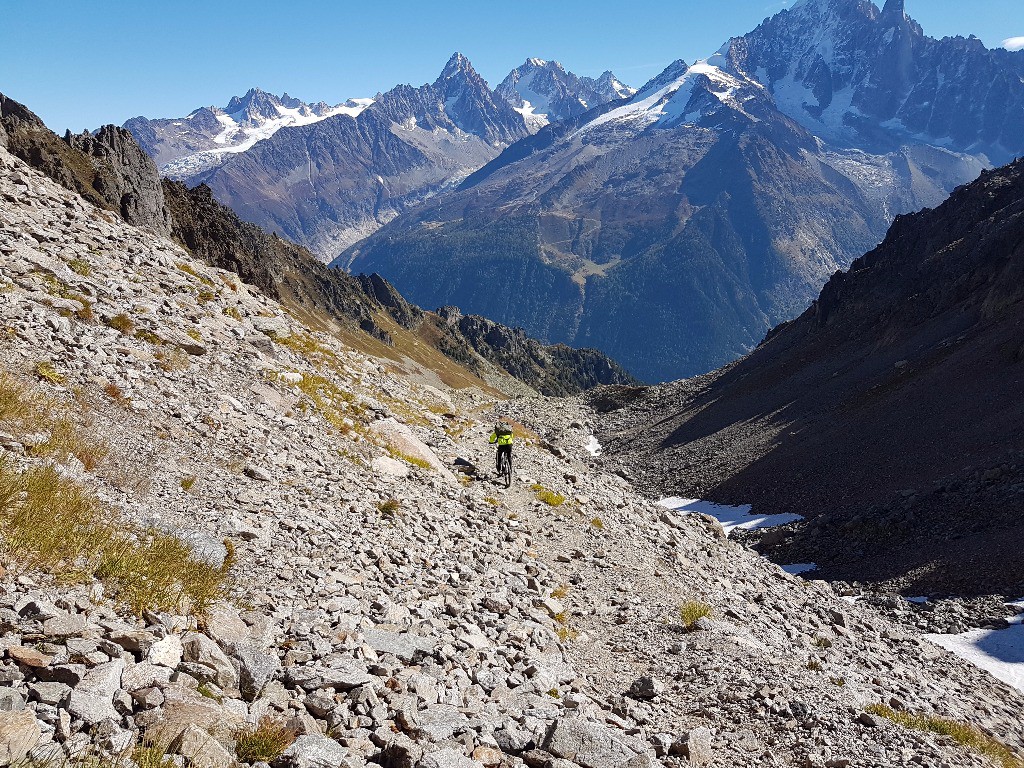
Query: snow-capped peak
580 57 762 134
496 58 635 130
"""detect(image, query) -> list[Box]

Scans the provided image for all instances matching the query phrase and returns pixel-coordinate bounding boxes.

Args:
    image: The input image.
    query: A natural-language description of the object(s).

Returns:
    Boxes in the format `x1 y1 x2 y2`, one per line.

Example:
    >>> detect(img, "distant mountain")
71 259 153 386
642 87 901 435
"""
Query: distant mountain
184 53 531 259
732 0 1024 163
4 90 631 396
123 88 372 181
595 156 1024 594
343 0 1009 382
496 58 635 129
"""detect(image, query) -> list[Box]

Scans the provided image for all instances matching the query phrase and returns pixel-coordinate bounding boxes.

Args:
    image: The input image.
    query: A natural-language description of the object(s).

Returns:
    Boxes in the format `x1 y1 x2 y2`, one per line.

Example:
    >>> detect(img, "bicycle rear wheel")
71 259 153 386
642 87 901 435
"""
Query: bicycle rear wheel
502 454 512 488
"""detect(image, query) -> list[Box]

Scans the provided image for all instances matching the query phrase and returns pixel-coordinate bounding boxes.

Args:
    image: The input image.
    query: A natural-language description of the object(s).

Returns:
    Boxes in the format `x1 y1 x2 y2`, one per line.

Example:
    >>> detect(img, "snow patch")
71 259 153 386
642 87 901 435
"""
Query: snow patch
781 563 818 575
584 436 602 456
657 497 803 535
926 600 1024 694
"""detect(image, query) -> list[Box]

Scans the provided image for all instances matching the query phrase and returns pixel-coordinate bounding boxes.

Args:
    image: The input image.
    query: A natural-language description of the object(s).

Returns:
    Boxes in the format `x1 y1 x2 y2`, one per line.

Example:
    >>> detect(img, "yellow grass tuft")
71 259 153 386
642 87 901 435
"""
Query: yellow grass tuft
0 458 230 615
679 600 712 629
865 705 1023 768
235 717 297 764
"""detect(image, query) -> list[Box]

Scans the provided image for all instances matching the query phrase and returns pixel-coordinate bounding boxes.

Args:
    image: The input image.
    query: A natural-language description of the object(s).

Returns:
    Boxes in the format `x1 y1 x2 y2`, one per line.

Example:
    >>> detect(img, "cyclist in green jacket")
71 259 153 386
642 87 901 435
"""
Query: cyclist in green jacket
489 422 514 474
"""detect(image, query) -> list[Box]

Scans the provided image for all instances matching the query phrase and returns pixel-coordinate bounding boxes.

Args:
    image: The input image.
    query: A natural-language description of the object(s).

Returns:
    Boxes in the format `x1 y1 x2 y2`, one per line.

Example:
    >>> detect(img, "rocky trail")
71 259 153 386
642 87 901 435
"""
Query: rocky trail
0 143 1022 768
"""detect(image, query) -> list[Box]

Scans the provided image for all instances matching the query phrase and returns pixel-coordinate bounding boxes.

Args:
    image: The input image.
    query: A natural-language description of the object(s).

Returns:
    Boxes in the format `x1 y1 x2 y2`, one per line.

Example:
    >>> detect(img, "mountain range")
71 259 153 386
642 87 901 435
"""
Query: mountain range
341 0 1023 381
124 56 632 258
1 91 634 397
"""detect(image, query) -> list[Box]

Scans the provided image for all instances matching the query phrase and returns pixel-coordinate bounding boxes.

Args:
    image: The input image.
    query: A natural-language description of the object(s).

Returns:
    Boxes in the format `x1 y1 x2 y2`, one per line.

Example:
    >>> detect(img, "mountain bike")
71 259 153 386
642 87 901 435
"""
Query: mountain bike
498 450 512 488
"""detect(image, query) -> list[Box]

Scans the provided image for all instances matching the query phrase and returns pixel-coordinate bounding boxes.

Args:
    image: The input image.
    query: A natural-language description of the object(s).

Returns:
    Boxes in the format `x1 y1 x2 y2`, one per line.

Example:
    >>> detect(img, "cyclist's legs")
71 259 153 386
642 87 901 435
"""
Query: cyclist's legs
496 444 511 471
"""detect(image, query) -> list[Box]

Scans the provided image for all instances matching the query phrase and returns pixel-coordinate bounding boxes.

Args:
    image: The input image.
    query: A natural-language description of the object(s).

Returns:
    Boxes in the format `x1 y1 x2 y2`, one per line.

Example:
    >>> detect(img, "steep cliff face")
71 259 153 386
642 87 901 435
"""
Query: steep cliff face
596 158 1024 594
1 93 171 237
731 0 1024 162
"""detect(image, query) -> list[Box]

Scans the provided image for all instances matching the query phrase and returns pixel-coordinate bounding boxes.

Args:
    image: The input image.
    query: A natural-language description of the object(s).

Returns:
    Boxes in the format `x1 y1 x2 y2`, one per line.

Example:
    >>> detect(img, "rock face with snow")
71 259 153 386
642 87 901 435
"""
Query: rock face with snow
123 88 372 181
343 3 992 381
495 59 634 129
595 157 1024 595
730 0 1024 163
178 54 530 257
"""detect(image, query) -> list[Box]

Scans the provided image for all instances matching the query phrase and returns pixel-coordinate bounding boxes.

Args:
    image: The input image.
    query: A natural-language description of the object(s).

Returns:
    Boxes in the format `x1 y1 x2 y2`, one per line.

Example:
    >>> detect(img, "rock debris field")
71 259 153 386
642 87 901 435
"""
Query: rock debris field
0 145 1022 768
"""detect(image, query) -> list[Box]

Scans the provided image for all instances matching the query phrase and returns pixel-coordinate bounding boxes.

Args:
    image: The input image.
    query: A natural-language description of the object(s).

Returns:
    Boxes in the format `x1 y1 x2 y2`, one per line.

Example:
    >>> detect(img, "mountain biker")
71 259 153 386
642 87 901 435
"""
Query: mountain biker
489 422 514 476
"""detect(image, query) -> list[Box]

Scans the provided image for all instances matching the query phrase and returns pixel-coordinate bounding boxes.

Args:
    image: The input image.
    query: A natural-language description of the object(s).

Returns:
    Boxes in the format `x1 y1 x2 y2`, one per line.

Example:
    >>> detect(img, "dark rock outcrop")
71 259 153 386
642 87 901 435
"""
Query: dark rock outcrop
1 93 171 237
597 158 1024 594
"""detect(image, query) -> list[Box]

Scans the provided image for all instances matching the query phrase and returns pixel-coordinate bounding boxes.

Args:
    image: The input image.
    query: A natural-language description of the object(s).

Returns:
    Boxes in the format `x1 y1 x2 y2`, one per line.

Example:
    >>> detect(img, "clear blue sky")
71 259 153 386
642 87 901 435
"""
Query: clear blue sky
2 0 1021 133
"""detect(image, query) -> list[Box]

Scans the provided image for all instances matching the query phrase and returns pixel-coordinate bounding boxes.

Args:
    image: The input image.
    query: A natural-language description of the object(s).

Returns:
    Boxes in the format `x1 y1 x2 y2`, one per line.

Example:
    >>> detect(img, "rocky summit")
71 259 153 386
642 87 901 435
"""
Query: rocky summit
1 113 1024 768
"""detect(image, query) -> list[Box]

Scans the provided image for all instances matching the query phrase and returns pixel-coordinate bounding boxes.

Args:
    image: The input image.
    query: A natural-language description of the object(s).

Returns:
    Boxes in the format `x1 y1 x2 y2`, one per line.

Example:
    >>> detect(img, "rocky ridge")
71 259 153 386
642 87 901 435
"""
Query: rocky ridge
1 138 1023 768
495 60 635 130
188 54 531 258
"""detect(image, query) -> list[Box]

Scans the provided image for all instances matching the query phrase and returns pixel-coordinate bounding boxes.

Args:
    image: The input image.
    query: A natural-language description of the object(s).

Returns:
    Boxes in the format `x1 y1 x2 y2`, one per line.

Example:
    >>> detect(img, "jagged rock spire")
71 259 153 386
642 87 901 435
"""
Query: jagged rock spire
881 0 906 19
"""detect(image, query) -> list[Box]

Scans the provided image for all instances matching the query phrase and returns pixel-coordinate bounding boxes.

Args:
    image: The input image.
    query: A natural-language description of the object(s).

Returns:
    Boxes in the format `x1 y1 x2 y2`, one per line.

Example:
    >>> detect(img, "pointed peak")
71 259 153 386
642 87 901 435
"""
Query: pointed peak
438 52 476 80
526 57 548 68
881 0 905 18
635 60 689 98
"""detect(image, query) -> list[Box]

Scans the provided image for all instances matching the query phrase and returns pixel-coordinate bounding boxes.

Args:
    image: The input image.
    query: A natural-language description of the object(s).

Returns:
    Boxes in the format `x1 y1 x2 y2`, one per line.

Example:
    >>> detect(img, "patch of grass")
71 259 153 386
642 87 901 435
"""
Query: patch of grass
73 297 95 324
0 458 231 615
196 682 222 703
533 485 565 507
102 382 124 405
34 361 64 385
806 659 823 671
483 497 500 506
377 498 401 516
295 372 360 434
223 306 242 320
196 290 216 305
679 600 712 629
551 584 571 599
235 717 298 764
278 331 326 359
590 517 604 530
67 258 91 276
133 741 177 768
180 476 197 492
386 446 432 471
155 347 190 372
177 262 214 286
865 705 1023 768
0 374 35 422
556 626 579 642
27 416 108 471
104 313 135 335
135 329 163 346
